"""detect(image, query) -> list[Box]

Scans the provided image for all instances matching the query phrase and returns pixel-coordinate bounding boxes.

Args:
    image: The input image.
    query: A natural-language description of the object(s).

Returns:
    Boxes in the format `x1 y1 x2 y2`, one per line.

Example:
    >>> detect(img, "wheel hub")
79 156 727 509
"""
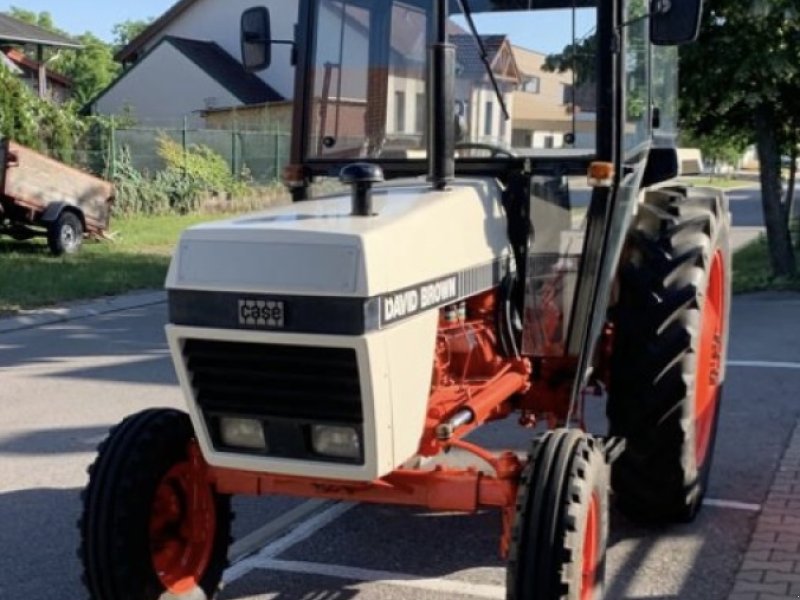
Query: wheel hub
149 448 216 595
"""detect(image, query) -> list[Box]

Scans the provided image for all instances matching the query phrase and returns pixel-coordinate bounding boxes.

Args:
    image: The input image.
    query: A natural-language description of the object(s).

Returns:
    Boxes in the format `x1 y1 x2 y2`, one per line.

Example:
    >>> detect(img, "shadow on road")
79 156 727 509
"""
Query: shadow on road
0 306 176 385
0 425 111 455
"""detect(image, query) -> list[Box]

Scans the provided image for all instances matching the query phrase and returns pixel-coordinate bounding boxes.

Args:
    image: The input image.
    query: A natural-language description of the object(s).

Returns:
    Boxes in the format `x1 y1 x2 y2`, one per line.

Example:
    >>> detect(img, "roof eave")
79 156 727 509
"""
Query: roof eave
0 35 82 49
115 0 197 62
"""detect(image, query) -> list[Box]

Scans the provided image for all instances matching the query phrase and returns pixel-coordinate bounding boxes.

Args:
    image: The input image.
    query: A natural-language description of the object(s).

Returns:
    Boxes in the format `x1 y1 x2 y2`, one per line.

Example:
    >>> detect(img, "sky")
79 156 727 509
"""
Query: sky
0 0 174 42
0 1 595 55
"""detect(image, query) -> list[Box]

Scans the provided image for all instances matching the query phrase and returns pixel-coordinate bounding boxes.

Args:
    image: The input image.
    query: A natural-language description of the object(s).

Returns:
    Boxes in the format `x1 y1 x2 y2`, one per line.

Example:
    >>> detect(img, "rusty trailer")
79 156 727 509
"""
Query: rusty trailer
0 139 114 255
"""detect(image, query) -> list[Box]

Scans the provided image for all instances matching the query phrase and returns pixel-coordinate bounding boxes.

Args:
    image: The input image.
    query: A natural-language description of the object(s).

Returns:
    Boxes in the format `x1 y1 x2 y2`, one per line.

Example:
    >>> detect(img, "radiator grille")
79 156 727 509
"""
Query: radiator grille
183 339 363 423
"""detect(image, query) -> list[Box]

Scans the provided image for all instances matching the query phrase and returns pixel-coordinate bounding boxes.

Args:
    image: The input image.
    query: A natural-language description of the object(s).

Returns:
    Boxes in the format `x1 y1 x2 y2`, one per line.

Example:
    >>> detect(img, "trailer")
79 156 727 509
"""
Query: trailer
0 139 113 255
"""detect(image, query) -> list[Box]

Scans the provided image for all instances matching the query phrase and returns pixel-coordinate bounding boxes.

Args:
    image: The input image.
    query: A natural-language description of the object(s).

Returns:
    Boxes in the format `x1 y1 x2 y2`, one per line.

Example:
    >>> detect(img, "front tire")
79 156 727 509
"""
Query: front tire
507 429 610 600
79 409 231 600
608 188 730 522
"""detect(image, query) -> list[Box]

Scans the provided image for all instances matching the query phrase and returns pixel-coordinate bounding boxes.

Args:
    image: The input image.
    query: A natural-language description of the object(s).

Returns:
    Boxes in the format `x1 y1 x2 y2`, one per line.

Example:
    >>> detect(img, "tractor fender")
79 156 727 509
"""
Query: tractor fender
39 202 86 229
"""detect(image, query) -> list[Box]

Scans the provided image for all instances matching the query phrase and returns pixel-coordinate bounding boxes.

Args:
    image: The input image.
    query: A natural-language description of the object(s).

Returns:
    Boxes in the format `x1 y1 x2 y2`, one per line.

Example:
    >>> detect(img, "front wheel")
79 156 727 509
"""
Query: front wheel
79 409 231 600
507 429 610 600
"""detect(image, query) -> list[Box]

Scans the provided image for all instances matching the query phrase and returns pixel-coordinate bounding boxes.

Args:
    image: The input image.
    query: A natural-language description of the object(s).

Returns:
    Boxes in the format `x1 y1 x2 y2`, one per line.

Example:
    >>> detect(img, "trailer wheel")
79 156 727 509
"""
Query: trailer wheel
47 211 83 255
78 409 231 600
507 430 609 600
608 188 730 522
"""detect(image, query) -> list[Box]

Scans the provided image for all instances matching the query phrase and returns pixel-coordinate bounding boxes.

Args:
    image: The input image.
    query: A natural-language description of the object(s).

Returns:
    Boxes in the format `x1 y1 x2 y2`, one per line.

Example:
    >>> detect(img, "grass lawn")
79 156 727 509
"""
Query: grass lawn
733 235 800 294
0 213 231 315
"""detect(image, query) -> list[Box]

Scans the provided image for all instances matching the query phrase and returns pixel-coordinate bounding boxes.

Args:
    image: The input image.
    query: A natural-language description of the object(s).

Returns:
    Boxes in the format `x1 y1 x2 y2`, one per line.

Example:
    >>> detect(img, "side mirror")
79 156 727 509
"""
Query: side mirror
650 0 704 46
241 7 272 71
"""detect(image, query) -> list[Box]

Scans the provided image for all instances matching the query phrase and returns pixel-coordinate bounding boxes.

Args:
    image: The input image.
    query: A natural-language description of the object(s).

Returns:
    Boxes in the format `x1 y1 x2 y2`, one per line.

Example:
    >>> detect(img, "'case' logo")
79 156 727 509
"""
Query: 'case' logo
238 299 285 328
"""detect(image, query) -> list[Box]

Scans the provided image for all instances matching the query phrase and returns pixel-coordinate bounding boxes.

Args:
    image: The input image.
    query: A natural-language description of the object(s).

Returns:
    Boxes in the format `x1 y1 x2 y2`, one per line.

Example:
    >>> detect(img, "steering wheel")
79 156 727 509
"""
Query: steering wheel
455 142 517 158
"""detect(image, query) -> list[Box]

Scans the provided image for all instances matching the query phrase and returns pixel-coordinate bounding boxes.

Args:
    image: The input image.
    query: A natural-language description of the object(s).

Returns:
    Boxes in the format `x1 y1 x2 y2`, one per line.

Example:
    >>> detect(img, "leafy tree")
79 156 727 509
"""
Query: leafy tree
681 130 749 177
7 6 61 34
112 19 154 50
50 33 120 105
681 0 800 277
543 34 597 86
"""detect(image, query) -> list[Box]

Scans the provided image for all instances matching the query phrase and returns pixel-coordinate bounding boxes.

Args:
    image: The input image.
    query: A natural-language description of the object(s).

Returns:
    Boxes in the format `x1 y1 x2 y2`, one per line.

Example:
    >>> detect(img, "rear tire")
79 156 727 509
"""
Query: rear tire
608 187 730 522
47 211 83 255
507 429 609 600
79 409 231 600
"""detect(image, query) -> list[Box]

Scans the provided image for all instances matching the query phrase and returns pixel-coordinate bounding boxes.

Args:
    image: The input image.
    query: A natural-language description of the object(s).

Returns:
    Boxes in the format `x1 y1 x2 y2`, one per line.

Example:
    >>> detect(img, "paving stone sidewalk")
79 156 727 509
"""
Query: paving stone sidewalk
729 420 800 599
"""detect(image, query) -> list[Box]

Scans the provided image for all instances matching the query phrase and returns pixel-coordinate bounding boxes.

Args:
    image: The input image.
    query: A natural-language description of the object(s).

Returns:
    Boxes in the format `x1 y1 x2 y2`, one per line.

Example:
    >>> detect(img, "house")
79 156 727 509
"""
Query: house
91 36 283 127
1 47 72 103
0 12 82 100
88 0 294 126
451 34 521 147
509 45 585 150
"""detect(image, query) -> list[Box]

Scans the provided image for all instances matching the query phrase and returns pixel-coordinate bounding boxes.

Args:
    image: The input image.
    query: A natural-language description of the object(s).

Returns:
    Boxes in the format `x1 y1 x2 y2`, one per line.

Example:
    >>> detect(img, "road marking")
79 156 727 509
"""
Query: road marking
228 499 331 563
224 501 354 584
258 559 507 599
703 498 761 512
728 360 800 370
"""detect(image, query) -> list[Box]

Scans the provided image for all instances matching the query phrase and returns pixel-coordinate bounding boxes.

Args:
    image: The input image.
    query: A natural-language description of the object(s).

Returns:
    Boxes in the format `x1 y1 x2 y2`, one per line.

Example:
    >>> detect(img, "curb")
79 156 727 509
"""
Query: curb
0 290 167 335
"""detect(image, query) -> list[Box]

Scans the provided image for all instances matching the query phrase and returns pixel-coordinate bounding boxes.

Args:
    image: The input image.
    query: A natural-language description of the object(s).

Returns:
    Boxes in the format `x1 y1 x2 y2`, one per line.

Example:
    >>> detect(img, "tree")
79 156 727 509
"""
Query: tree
112 19 154 50
50 33 120 105
681 0 800 277
7 6 60 34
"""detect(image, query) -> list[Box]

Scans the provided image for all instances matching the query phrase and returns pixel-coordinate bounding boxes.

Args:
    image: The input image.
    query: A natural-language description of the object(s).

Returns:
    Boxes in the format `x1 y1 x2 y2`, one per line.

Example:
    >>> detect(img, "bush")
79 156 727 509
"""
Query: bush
111 138 259 216
157 135 249 198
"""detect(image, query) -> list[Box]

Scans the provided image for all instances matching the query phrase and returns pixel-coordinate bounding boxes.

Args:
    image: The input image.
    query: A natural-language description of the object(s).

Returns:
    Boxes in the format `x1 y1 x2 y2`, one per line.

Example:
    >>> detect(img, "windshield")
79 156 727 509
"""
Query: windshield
307 0 598 161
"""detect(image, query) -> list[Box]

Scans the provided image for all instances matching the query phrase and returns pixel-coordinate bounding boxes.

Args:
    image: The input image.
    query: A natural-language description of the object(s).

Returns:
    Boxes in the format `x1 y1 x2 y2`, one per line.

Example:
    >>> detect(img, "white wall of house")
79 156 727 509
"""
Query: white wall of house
470 87 512 146
387 76 426 135
94 43 241 126
139 0 298 100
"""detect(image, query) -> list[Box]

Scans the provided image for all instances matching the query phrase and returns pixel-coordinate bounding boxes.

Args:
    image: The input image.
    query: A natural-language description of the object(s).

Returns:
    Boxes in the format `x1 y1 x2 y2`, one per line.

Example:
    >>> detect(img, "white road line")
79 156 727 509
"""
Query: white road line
703 498 761 512
228 499 331 562
728 360 800 370
223 501 354 584
259 559 507 599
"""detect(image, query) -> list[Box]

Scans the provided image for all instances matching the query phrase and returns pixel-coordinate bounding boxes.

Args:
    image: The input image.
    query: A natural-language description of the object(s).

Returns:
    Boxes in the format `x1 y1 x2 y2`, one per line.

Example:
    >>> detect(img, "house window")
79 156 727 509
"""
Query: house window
484 101 493 137
415 92 425 134
395 91 406 133
544 135 555 149
524 76 540 94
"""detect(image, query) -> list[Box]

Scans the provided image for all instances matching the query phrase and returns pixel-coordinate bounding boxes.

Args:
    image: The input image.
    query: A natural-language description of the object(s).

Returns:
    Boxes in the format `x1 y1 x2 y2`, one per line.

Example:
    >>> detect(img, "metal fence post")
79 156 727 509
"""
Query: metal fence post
109 116 117 180
274 124 280 180
182 115 188 176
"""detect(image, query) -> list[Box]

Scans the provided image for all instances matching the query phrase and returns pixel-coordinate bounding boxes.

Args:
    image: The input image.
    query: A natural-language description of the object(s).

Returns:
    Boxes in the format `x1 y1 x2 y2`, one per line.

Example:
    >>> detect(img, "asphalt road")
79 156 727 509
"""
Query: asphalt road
0 185 794 600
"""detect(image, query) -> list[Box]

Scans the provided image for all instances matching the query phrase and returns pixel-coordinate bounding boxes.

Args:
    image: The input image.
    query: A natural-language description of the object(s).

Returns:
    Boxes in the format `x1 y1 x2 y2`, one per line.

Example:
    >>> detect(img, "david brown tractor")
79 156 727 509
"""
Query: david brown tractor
79 0 729 598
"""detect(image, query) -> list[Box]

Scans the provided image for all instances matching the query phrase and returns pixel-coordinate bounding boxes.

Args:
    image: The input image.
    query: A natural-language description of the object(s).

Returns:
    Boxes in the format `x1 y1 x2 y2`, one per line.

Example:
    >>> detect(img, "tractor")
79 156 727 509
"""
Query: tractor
79 0 729 598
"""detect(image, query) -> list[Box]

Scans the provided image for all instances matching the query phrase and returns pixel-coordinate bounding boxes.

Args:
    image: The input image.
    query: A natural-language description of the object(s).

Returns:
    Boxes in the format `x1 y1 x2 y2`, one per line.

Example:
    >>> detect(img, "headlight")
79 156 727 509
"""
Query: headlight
219 417 267 450
311 425 360 460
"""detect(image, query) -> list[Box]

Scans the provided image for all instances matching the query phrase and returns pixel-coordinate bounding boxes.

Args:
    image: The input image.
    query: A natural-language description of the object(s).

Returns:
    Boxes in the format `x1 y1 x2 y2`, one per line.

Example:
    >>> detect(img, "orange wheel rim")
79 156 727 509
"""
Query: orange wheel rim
149 458 216 594
695 251 725 467
581 493 600 600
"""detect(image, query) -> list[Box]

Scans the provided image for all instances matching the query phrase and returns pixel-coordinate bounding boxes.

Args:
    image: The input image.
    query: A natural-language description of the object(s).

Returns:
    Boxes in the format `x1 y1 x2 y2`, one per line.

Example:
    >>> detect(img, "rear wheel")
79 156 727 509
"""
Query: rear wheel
79 409 231 600
47 211 83 255
507 429 609 600
608 188 730 522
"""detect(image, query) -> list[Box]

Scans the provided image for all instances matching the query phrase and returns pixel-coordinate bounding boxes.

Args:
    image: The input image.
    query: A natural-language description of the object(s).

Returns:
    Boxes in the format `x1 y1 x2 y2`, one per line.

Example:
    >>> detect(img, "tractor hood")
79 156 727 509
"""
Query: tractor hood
166 178 511 299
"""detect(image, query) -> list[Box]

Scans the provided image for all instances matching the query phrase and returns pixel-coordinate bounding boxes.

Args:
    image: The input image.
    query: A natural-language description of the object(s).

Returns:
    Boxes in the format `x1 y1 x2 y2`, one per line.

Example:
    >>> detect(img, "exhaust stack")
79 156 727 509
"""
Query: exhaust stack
428 0 455 191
